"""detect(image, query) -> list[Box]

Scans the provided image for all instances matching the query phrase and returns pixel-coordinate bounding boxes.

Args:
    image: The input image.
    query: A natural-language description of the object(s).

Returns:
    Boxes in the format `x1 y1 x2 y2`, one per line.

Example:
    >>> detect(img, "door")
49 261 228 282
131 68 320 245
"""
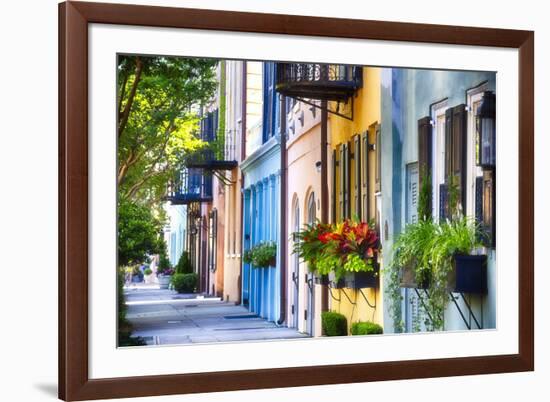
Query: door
305 192 316 335
292 199 300 329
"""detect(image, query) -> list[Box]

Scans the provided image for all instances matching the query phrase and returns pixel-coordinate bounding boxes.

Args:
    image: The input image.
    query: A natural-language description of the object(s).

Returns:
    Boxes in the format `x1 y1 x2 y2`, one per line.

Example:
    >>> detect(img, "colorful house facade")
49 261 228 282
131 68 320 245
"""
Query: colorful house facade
240 61 283 322
380 68 496 332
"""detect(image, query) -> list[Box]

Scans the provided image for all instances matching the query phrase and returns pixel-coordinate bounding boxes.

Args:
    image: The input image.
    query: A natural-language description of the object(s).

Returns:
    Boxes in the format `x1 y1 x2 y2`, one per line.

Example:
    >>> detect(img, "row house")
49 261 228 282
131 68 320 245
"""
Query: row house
380 68 496 332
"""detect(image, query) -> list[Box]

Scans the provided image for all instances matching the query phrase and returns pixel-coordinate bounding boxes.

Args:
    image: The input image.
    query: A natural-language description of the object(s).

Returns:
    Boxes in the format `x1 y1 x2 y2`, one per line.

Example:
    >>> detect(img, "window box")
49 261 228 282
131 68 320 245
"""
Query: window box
328 272 346 289
399 260 430 289
448 254 487 294
314 274 330 286
344 264 380 289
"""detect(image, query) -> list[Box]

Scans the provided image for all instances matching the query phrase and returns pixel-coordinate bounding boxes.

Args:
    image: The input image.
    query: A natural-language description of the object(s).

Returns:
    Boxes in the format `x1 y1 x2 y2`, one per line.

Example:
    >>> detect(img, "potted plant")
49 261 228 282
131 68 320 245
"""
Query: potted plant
156 252 174 289
249 241 277 268
143 267 155 284
387 216 487 331
319 220 380 290
292 221 333 285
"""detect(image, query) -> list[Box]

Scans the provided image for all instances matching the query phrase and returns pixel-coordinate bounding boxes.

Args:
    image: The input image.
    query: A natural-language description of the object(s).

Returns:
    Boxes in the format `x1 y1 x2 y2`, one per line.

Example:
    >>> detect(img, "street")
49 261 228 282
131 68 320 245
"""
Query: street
124 285 309 346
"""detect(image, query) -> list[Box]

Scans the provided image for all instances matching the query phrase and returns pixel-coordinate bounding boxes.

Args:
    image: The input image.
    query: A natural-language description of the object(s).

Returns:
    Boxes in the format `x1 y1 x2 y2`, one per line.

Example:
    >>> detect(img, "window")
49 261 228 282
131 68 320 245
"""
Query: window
432 103 447 221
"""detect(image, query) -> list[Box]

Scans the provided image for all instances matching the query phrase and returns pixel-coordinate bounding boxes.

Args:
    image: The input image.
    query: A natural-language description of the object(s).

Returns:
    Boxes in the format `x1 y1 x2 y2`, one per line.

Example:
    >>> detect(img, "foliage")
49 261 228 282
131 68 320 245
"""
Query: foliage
118 198 163 267
321 311 348 336
292 221 333 270
350 321 383 335
292 219 379 280
117 55 218 207
171 273 198 293
447 174 461 220
418 171 432 222
247 242 277 268
144 268 152 276
175 251 193 274
117 268 146 347
386 216 484 331
242 249 253 264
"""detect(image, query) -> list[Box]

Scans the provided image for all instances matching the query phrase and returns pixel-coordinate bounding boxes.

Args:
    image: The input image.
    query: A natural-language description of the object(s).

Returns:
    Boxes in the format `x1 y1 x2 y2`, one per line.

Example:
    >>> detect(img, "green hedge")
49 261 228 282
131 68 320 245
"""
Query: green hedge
321 311 348 336
171 273 198 294
350 321 383 335
175 251 193 274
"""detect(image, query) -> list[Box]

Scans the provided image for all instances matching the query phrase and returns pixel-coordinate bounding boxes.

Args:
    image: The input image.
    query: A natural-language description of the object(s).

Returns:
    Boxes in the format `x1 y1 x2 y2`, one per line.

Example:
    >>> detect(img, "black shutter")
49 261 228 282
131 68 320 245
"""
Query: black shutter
331 149 337 224
353 134 361 218
418 116 432 216
439 183 448 222
444 104 467 216
482 170 496 248
360 131 369 222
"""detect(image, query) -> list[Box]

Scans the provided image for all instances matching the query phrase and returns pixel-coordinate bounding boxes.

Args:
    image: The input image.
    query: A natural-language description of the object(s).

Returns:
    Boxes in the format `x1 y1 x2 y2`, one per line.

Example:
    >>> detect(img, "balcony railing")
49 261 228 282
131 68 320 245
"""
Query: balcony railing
165 168 213 205
276 63 362 101
186 109 239 170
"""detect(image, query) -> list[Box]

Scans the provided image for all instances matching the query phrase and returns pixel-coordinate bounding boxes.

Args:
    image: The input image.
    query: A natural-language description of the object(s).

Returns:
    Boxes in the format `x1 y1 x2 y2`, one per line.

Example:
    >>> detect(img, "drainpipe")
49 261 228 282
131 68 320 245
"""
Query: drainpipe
277 93 287 326
238 61 247 305
320 100 329 312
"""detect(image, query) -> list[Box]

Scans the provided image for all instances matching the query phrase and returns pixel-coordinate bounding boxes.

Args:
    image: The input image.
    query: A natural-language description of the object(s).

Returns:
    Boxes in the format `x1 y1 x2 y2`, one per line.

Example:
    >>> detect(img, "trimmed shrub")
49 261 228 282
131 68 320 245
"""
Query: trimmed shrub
144 268 152 275
175 251 193 274
350 321 383 335
321 311 348 336
171 273 198 294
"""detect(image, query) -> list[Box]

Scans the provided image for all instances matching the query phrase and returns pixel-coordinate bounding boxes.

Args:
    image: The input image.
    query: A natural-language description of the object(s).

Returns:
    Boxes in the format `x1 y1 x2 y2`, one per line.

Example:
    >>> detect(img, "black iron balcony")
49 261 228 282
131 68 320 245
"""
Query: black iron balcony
165 168 213 205
276 63 362 101
185 109 238 170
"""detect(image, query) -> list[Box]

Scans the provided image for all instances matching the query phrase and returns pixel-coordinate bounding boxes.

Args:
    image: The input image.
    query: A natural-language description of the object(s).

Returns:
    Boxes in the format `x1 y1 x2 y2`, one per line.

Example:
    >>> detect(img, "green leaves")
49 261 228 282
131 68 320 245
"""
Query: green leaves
246 242 277 268
117 55 218 208
117 198 163 267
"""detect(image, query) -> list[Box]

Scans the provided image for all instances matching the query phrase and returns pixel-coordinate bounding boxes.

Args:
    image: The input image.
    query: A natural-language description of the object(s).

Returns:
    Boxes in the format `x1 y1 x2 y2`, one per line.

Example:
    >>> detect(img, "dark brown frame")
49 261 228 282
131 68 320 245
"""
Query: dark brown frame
59 1 534 400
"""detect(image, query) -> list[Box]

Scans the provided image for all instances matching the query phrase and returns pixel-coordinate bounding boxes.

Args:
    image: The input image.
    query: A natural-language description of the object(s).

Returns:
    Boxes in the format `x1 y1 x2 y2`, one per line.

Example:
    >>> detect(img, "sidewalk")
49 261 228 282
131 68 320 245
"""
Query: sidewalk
124 286 309 346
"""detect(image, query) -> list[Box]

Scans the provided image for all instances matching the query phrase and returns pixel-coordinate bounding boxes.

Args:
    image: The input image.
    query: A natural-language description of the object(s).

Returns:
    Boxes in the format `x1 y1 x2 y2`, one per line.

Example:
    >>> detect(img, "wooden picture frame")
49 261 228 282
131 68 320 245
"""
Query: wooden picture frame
59 1 534 400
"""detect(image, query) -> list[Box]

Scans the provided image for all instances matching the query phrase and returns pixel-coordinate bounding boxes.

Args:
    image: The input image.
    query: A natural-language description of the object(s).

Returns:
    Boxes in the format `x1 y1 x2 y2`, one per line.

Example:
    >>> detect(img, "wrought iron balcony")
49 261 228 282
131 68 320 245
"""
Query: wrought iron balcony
276 63 362 101
185 109 239 170
165 168 213 205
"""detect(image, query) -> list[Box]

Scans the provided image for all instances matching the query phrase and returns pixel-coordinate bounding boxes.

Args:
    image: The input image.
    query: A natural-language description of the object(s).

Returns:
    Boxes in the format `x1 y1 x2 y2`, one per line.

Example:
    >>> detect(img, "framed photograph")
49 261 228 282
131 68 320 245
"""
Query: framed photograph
59 1 534 400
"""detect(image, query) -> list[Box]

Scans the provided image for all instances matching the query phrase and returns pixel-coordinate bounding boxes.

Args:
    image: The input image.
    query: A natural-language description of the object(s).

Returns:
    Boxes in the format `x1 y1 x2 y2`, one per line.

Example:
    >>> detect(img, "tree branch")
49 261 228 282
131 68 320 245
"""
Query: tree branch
118 56 143 139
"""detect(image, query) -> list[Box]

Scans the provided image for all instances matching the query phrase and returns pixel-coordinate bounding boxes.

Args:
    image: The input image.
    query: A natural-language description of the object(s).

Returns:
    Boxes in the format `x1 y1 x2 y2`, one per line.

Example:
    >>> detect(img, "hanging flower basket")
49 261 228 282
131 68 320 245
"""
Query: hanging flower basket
344 263 380 289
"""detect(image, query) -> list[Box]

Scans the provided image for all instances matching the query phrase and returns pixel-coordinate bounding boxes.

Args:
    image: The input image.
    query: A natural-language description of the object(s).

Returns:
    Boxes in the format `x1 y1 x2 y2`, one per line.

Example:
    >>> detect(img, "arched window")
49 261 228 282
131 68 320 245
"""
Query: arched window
307 192 316 225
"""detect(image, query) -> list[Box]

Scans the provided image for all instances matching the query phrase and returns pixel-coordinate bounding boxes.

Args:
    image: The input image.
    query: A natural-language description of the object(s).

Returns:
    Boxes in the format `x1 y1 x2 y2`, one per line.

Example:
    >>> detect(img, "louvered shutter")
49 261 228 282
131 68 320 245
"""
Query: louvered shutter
360 131 369 222
343 142 351 219
439 183 449 222
338 144 344 221
482 170 495 247
353 134 361 218
374 125 381 193
418 116 432 218
444 104 467 215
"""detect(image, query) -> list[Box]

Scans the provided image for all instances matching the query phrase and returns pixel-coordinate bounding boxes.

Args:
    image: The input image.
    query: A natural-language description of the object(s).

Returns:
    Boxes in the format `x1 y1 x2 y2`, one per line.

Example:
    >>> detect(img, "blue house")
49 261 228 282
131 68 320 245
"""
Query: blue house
380 67 497 332
240 62 282 322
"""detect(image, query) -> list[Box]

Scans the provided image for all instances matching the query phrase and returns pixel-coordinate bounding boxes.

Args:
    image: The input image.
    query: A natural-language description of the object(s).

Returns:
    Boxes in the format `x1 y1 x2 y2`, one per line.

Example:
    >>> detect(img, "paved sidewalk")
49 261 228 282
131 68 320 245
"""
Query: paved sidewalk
124 286 309 346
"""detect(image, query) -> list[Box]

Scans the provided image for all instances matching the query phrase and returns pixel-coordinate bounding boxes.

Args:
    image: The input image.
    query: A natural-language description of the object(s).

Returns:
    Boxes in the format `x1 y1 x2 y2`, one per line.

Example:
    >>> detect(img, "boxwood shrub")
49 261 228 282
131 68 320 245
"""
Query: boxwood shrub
350 321 383 335
171 273 198 294
321 311 348 336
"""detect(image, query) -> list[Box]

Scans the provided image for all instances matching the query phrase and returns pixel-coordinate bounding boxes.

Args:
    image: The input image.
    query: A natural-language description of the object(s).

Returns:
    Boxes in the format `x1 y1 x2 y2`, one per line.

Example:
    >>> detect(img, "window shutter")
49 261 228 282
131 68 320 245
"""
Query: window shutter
353 134 361 218
418 117 432 181
482 170 496 248
344 142 351 219
374 125 381 193
439 183 448 222
338 144 344 221
360 131 369 222
475 176 483 225
445 104 467 214
331 149 337 223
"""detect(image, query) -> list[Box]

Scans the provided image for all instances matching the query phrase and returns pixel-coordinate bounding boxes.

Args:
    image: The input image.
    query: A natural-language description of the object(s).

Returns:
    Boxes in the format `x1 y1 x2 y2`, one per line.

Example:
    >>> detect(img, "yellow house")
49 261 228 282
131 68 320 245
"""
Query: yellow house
328 66 384 333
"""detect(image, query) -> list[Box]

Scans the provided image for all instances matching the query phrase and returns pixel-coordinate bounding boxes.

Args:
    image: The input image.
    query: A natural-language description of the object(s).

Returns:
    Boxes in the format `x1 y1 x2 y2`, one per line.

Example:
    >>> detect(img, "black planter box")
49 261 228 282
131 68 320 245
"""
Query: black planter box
328 272 346 289
314 274 330 286
450 254 487 294
344 266 379 289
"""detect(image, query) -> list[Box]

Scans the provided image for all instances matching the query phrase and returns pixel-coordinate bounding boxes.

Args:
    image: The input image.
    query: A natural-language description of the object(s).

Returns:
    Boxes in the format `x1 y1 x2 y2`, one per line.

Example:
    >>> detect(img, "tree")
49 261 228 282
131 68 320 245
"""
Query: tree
117 199 163 267
117 55 218 206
